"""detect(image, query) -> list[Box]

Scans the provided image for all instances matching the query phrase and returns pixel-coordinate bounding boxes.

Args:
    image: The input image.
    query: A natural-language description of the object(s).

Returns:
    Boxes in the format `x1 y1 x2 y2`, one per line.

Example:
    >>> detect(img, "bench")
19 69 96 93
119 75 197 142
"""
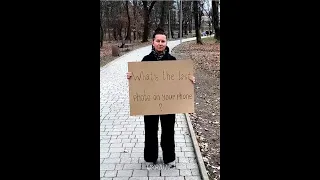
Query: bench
112 43 134 57
123 44 133 51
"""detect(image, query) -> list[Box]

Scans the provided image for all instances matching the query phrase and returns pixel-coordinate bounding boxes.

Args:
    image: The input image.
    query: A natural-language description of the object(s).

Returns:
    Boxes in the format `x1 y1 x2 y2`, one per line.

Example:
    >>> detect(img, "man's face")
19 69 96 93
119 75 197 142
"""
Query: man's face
152 34 167 52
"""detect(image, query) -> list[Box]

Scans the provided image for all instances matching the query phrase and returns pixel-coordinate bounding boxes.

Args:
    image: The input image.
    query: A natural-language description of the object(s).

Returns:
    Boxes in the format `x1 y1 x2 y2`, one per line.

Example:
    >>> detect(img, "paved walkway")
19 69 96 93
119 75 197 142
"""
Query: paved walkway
100 37 203 180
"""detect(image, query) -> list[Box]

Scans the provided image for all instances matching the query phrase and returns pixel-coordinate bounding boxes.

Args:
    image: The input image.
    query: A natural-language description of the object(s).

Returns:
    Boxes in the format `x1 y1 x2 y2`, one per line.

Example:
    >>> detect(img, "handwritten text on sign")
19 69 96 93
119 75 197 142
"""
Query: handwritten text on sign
128 60 194 116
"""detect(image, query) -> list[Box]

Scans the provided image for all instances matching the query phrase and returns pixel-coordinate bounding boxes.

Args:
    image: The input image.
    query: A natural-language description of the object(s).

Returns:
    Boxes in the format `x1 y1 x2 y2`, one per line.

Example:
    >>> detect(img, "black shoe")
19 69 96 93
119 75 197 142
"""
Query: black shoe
164 160 176 168
146 161 157 170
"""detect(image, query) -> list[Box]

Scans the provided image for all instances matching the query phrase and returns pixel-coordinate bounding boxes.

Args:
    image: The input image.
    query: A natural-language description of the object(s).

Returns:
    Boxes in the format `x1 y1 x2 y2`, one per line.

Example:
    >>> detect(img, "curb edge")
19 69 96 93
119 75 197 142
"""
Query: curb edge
184 113 209 180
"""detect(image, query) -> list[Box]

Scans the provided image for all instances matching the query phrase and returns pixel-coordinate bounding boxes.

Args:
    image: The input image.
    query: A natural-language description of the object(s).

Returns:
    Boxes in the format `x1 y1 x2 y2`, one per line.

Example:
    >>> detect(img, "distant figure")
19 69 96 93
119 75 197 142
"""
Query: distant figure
202 31 206 36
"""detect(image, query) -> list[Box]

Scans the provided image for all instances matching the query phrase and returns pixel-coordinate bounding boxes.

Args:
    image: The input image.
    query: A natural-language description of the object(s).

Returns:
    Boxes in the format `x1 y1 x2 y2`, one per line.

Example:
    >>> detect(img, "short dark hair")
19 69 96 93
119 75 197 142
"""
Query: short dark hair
152 27 166 39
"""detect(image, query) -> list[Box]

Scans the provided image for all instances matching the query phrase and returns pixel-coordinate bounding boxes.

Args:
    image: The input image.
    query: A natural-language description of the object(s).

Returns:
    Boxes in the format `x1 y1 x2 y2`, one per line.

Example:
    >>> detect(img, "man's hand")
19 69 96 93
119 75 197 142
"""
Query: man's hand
189 75 195 84
127 72 132 79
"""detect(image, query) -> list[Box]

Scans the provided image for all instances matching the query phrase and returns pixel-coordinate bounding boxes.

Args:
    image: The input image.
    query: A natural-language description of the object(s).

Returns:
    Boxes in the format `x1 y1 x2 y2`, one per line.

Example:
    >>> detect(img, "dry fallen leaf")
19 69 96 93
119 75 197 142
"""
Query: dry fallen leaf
203 157 209 163
172 39 220 180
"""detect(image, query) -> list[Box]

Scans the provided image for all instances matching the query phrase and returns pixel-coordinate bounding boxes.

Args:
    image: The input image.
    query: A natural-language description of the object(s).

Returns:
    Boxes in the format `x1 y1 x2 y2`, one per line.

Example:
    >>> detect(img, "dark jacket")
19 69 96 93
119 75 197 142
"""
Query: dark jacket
142 46 177 62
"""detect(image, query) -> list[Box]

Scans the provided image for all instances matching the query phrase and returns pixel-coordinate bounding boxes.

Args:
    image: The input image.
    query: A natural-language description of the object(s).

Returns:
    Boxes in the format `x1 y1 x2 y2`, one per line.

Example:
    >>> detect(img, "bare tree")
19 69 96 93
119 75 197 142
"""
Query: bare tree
117 3 123 41
100 21 104 48
189 2 193 34
202 0 213 32
106 4 111 41
171 10 176 39
149 2 160 31
100 1 104 47
176 0 185 37
101 0 200 43
125 0 131 42
133 0 137 41
101 1 114 41
199 1 204 32
166 1 176 39
212 0 220 40
182 1 192 36
159 1 166 29
142 1 157 42
193 1 203 44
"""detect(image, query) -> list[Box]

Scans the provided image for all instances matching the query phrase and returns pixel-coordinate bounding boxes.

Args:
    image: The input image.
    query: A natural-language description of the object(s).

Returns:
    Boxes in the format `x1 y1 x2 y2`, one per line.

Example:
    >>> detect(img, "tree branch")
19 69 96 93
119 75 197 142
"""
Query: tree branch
148 1 156 14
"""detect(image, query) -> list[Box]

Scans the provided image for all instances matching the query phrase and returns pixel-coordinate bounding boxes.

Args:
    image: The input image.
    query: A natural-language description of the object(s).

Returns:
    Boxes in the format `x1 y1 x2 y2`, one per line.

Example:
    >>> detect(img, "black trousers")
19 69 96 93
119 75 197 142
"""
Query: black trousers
144 114 175 164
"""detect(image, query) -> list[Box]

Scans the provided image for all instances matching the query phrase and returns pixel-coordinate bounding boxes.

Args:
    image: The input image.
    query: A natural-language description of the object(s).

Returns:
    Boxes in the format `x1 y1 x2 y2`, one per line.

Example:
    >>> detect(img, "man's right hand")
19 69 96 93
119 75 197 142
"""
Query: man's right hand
127 72 132 79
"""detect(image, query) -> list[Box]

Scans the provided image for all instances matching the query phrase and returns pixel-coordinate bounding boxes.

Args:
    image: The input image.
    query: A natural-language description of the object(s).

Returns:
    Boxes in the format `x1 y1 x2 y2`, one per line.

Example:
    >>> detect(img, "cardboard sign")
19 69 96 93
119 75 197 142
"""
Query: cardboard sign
128 60 194 116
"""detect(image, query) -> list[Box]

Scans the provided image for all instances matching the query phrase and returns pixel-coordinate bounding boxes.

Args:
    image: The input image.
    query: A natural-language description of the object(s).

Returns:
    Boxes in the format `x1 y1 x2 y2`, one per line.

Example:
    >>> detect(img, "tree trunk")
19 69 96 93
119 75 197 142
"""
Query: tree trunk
199 8 203 32
171 16 174 39
125 1 131 42
159 1 166 29
142 1 157 42
184 20 188 35
189 17 192 33
212 0 220 40
118 26 123 40
133 0 137 41
171 10 175 39
168 8 171 39
100 4 103 48
106 3 111 41
142 9 150 42
193 1 202 44
100 23 104 48
113 28 117 41
108 28 110 41
189 2 192 34
199 2 204 32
